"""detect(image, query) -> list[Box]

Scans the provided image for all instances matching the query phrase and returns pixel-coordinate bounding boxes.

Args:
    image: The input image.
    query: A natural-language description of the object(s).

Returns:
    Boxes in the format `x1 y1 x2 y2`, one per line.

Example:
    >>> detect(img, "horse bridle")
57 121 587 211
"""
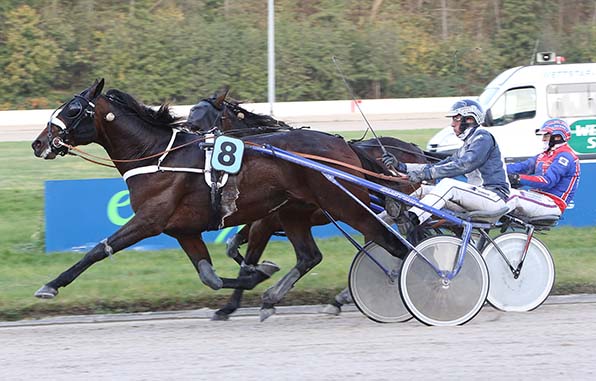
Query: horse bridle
197 97 230 133
47 94 97 156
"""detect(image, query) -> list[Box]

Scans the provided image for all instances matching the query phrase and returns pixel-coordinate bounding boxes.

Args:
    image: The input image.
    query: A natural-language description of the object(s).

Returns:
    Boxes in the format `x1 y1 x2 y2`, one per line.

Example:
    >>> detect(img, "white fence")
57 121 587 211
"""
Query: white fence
1 97 460 142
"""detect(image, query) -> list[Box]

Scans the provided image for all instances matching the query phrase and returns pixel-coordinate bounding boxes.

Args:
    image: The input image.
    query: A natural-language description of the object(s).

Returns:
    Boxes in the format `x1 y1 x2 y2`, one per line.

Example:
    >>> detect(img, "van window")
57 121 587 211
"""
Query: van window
488 87 536 126
547 82 596 118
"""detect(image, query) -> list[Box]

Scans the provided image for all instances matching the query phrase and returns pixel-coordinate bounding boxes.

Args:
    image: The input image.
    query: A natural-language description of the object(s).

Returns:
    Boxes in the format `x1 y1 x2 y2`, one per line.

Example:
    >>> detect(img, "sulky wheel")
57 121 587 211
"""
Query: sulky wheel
482 232 555 312
349 242 412 323
399 235 489 326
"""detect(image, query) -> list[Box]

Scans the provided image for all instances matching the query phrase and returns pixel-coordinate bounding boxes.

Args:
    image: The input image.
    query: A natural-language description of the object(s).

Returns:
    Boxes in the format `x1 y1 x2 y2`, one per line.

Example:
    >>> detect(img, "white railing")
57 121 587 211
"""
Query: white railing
1 97 461 142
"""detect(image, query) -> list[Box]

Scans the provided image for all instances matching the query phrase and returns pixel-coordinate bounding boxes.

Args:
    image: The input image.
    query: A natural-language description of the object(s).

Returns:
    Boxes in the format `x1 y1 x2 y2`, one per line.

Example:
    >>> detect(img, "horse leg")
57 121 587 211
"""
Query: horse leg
321 287 353 315
178 229 279 294
214 225 250 320
320 215 394 316
321 228 384 316
260 211 322 322
225 225 249 264
213 217 282 320
34 213 167 299
177 235 224 290
209 224 251 320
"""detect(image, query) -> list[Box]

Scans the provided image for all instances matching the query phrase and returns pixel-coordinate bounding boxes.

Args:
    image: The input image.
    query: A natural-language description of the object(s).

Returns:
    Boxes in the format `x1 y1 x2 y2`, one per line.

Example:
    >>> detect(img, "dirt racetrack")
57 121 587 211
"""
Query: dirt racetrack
1 299 595 380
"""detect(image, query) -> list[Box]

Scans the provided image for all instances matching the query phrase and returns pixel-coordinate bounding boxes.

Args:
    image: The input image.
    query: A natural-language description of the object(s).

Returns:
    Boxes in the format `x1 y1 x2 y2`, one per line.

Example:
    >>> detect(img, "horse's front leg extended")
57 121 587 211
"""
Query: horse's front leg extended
35 214 166 299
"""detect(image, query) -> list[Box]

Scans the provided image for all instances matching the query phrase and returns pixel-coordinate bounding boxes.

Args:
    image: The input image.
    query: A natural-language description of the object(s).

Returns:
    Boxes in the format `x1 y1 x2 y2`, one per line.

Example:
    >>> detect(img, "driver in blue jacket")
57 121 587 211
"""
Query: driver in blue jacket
382 99 510 231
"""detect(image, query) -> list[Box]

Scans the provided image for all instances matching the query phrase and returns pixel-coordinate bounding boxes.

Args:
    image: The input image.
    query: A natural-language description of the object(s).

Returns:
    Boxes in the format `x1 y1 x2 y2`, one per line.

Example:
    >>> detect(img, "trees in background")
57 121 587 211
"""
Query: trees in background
0 5 60 108
0 0 594 109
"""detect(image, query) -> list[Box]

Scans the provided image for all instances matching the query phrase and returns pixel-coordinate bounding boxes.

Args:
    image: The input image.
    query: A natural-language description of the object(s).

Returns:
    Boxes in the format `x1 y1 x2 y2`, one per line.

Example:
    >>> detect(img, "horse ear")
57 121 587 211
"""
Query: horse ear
89 78 105 99
214 85 230 108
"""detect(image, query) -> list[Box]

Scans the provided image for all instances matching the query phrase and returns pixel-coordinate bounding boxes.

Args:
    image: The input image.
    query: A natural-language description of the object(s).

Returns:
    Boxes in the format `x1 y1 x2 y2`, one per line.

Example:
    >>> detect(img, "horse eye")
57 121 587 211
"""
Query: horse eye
65 101 83 118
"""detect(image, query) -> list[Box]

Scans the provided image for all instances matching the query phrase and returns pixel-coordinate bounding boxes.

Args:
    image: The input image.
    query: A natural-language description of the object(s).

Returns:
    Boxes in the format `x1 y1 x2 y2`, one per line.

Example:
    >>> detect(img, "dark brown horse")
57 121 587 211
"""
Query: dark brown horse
187 88 434 319
31 79 408 319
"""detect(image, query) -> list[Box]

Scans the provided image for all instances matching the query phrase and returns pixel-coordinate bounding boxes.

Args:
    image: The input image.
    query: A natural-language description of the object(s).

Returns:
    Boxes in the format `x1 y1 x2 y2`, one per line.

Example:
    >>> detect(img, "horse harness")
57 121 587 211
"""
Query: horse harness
121 129 232 230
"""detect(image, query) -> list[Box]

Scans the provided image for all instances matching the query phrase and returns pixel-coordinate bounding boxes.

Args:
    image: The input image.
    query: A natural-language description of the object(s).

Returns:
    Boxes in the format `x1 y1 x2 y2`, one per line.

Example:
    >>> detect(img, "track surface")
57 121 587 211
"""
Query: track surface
2 298 595 380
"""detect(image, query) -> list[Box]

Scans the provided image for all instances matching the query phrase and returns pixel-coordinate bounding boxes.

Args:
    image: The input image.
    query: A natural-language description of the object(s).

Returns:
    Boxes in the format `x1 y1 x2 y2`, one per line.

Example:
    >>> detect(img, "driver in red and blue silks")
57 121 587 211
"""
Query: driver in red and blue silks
506 119 580 219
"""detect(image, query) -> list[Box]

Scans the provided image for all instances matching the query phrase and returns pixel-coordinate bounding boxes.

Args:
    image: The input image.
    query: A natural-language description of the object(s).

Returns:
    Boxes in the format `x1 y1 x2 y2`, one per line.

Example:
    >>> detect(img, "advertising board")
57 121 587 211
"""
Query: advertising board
44 178 356 252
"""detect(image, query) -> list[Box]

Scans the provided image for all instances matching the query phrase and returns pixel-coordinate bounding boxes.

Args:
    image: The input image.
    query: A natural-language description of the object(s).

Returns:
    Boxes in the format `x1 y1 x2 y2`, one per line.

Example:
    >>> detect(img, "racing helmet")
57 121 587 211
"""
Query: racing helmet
446 99 485 138
536 118 571 141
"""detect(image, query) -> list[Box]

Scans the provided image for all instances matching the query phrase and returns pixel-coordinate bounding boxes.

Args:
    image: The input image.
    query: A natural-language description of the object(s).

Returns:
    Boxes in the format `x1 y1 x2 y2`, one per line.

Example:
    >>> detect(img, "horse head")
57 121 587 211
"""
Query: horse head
32 79 182 167
186 86 233 133
32 79 105 159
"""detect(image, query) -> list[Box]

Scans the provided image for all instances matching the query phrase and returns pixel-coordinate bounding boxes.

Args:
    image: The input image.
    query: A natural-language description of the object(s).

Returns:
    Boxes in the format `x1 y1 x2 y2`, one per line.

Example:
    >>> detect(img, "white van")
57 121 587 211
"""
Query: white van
426 58 596 159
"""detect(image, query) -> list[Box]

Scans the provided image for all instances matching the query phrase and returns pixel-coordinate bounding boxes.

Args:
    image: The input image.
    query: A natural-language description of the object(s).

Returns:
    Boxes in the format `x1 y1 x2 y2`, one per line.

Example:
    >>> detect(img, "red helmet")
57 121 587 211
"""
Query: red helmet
536 119 571 141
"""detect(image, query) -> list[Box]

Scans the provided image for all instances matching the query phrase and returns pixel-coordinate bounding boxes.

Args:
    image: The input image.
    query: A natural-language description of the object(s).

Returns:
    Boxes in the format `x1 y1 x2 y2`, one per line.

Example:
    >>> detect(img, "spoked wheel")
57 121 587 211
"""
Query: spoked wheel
349 242 412 323
482 232 555 312
400 235 489 326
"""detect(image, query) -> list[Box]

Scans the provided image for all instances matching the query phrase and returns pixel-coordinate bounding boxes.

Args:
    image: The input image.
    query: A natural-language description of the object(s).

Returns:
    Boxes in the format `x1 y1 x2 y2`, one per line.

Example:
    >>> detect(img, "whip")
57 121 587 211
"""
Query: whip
332 56 398 174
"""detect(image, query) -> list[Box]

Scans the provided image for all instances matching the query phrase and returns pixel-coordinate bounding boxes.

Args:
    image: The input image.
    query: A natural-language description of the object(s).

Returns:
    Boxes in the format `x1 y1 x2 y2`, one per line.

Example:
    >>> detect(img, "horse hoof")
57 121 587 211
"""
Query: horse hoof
320 304 341 316
335 288 353 305
255 260 280 277
198 260 223 290
34 285 58 299
260 307 276 322
211 311 230 321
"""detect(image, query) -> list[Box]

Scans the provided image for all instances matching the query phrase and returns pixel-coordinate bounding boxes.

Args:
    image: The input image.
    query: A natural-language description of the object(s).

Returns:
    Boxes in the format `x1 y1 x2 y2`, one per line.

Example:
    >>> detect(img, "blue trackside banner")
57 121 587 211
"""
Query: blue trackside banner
43 177 357 253
44 161 596 253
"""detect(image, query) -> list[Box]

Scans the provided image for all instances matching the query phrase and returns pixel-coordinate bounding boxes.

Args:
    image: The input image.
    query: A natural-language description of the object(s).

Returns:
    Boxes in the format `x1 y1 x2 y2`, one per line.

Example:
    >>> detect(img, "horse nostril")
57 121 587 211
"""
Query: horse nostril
32 140 41 150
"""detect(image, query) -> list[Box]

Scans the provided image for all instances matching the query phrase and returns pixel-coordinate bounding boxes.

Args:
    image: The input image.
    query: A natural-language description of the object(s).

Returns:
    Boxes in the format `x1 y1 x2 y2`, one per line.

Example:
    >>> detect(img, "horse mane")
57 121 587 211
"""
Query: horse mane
223 99 292 130
105 89 183 130
348 142 393 176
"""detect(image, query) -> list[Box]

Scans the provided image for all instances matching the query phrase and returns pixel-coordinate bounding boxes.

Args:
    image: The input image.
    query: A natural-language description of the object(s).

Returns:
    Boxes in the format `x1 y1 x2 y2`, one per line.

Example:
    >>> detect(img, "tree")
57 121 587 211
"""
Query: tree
0 5 60 106
494 0 557 66
0 0 595 109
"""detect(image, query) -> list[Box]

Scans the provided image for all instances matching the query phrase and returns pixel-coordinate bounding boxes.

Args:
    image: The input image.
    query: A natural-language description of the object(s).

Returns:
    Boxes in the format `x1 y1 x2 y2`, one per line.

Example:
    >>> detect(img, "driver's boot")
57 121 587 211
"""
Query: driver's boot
385 197 402 219
398 211 421 245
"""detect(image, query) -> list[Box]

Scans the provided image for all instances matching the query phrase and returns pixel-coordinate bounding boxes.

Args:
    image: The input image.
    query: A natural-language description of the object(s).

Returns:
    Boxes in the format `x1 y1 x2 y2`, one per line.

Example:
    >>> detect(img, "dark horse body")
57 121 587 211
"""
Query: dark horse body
31 79 408 318
187 90 432 319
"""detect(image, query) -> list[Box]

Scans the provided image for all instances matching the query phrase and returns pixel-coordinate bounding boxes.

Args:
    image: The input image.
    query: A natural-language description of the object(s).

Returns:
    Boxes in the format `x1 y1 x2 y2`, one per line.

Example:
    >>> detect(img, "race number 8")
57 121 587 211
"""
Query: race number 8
211 136 244 174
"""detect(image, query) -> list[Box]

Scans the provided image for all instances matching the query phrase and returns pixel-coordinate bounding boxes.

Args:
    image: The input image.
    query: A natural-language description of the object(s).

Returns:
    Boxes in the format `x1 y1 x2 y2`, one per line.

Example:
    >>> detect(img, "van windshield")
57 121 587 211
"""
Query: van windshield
479 87 498 108
488 87 537 126
489 67 519 84
479 67 520 108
